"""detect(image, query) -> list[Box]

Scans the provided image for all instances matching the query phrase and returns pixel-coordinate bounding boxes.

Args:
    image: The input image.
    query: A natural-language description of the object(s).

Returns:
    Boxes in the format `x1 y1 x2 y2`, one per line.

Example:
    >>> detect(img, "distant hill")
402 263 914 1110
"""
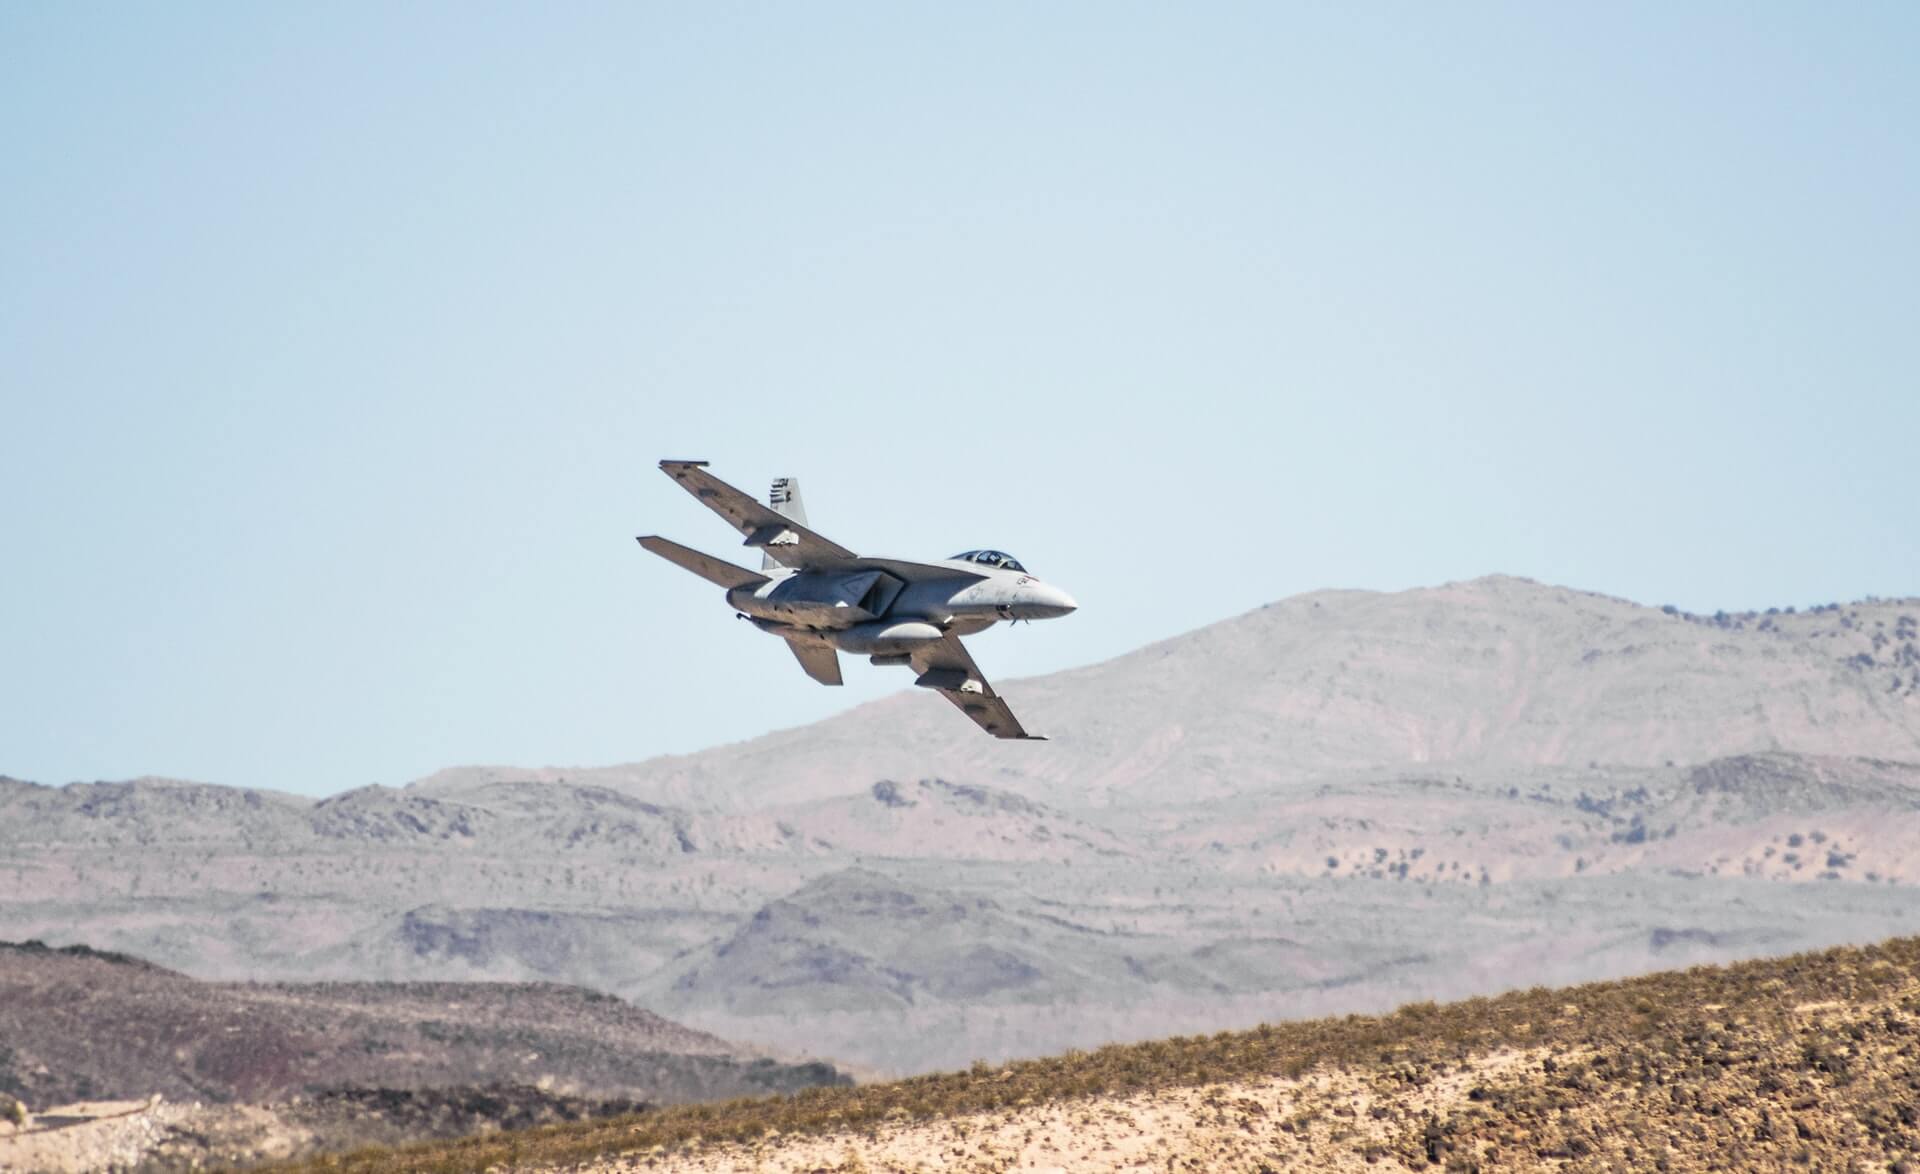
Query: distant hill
286 935 1920 1173
0 940 845 1107
413 576 1920 809
5 576 1920 1075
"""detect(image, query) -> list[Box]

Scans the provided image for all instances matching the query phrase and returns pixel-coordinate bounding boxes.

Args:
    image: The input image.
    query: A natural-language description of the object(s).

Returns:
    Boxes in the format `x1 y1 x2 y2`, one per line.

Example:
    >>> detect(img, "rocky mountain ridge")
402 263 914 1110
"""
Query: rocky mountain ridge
6 576 1920 1073
410 576 1920 809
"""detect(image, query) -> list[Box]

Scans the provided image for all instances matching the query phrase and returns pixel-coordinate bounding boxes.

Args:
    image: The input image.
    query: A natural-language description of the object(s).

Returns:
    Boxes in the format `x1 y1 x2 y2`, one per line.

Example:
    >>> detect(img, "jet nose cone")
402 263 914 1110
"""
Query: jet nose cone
1032 583 1078 618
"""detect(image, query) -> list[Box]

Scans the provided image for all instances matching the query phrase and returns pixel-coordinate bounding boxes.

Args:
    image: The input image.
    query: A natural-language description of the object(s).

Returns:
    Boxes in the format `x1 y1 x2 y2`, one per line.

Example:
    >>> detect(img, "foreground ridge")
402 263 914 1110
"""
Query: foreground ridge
288 936 1920 1172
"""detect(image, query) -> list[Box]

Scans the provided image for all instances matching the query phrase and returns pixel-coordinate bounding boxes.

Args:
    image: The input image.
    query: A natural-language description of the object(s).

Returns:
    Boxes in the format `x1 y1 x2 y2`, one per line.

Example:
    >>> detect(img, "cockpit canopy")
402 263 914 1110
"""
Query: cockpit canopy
951 549 1027 573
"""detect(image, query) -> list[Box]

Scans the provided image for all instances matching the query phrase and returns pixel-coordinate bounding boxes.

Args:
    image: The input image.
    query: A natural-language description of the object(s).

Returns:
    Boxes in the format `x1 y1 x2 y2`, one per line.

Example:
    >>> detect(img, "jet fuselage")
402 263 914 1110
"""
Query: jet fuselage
638 461 1071 738
726 560 1077 656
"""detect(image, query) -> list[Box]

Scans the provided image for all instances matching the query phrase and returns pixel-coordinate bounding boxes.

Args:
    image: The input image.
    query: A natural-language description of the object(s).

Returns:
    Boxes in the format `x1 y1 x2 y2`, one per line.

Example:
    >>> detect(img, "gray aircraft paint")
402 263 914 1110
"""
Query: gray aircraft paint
637 461 1075 740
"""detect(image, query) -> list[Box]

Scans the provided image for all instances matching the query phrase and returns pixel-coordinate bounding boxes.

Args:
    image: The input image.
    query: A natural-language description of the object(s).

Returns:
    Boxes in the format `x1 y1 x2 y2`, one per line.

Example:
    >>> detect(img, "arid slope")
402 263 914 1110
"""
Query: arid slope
6 579 1920 1074
415 578 1920 809
297 936 1920 1173
0 941 845 1108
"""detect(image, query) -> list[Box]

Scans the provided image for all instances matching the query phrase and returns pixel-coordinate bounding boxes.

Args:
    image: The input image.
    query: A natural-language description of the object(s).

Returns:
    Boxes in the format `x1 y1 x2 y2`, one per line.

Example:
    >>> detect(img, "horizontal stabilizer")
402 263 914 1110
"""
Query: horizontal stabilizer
636 536 767 590
785 637 843 686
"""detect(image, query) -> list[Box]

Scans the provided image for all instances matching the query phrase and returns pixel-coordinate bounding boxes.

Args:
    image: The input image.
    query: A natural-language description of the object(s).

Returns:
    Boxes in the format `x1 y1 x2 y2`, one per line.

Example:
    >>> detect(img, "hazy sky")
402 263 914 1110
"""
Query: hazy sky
4 4 1916 795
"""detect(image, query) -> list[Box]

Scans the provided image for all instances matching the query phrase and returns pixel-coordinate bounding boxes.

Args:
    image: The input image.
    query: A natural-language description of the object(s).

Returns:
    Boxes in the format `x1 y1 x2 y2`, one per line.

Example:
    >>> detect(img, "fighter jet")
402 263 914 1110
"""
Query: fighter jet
637 460 1076 739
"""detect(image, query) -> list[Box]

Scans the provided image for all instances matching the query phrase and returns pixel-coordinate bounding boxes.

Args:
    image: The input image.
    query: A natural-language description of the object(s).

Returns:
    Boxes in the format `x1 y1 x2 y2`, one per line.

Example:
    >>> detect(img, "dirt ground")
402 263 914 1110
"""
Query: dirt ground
572 1049 1542 1173
0 1096 310 1173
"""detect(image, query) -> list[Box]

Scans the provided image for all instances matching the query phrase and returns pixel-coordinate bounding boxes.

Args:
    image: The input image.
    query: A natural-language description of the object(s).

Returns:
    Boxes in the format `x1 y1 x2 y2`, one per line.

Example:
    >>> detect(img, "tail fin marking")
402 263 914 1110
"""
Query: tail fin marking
764 477 808 571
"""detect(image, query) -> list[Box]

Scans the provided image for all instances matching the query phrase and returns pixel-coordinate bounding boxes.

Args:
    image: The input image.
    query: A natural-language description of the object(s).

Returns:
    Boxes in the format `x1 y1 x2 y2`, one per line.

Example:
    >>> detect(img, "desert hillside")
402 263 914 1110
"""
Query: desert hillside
415 577 1920 809
0 940 845 1108
281 935 1920 1172
6 578 1920 1074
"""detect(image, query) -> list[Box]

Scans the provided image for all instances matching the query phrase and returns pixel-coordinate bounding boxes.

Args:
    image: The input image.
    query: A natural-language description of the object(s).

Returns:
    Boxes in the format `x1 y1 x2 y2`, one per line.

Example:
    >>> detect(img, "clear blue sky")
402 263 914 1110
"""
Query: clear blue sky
4 4 1916 795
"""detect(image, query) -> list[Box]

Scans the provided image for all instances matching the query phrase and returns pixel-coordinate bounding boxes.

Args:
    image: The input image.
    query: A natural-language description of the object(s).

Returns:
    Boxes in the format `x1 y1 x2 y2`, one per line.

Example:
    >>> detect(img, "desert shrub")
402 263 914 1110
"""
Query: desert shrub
0 1092 24 1126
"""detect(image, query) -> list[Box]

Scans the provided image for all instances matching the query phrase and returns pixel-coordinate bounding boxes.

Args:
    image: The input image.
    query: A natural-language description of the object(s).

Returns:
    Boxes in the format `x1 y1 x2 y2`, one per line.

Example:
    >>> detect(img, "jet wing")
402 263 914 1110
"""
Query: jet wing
841 556 989 584
659 461 855 570
909 636 1043 740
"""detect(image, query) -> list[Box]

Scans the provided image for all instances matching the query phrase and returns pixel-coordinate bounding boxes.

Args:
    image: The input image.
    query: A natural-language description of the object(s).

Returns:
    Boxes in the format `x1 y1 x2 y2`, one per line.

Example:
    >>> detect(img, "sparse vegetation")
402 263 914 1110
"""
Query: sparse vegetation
9 579 1920 1117
282 936 1920 1173
1655 593 1920 686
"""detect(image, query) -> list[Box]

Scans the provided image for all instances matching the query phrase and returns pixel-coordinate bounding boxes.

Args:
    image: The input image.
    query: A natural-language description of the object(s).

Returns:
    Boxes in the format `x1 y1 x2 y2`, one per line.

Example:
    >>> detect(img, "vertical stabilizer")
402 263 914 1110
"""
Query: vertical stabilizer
764 477 807 571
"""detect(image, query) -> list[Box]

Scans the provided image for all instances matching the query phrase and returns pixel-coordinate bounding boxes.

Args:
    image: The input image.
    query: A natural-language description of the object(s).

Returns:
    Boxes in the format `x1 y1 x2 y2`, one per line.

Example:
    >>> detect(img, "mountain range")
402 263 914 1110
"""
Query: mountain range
5 575 1918 1073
